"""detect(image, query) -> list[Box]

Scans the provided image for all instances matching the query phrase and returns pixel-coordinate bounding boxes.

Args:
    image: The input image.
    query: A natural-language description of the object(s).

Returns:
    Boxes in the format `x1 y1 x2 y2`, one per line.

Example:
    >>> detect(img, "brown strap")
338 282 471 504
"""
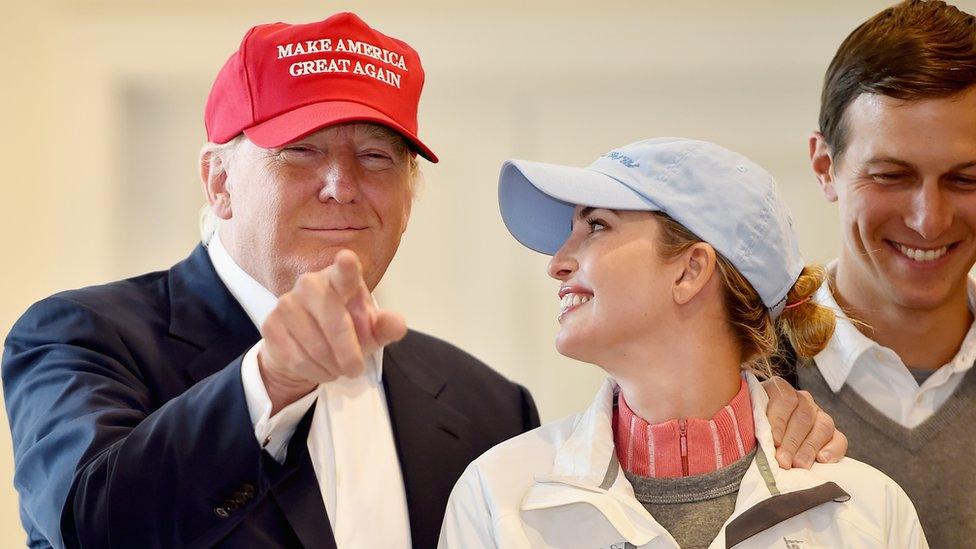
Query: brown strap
725 482 851 548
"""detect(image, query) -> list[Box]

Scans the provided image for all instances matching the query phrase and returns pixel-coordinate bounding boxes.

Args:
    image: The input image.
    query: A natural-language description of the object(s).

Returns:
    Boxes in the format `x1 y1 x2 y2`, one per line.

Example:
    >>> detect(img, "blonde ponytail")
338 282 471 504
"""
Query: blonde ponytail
776 265 836 359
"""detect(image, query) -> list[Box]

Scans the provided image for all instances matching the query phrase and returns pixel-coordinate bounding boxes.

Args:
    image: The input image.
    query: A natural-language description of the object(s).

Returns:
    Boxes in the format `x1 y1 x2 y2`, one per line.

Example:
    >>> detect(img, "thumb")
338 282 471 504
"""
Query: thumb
372 310 407 347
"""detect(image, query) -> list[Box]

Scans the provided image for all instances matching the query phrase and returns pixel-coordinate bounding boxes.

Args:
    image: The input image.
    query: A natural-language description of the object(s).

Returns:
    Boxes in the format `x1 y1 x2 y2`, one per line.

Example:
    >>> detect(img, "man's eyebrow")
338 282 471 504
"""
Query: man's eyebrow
361 124 407 147
950 160 976 171
863 157 916 169
863 157 976 172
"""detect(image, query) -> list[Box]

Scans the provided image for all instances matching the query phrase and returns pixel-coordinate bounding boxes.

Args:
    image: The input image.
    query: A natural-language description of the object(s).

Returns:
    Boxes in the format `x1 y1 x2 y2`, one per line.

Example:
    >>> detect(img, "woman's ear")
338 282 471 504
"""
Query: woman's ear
673 242 718 306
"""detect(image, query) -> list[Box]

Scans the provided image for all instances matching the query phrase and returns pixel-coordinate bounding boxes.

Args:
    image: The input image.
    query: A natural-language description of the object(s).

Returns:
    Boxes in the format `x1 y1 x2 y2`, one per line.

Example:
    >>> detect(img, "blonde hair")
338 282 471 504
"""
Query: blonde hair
652 212 835 378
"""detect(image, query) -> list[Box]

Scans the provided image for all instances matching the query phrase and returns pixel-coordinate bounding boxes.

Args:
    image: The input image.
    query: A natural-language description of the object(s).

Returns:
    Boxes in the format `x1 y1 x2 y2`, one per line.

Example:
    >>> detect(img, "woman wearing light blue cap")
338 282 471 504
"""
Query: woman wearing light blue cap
438 138 926 548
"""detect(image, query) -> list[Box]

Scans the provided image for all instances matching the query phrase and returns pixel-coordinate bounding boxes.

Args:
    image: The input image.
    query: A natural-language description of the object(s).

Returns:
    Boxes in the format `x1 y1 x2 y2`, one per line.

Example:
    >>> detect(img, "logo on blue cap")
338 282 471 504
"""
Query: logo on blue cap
603 151 640 169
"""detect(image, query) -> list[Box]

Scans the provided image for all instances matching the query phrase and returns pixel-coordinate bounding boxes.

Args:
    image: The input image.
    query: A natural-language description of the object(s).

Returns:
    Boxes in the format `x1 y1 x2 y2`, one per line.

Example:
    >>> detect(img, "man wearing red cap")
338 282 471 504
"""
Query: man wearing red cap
2 13 536 549
3 11 841 549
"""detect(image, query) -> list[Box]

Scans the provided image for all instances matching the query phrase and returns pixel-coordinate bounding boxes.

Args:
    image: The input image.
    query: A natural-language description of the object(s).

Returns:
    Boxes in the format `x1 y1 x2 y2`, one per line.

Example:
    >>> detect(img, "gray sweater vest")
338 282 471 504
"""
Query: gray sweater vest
797 362 976 548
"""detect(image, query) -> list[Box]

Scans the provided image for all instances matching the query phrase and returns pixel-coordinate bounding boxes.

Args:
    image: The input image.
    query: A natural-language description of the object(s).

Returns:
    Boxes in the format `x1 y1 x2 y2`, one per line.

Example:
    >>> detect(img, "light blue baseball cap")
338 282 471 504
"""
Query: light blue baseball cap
498 137 803 317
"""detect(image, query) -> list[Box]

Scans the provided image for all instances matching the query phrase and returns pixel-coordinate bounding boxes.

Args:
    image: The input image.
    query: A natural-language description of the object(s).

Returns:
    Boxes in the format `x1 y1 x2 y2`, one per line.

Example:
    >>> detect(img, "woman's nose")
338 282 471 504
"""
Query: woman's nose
547 239 579 280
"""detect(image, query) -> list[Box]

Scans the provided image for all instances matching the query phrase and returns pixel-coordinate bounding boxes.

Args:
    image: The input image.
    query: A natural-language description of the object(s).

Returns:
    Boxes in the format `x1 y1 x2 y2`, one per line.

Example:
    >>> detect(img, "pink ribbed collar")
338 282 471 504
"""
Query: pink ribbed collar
613 379 756 478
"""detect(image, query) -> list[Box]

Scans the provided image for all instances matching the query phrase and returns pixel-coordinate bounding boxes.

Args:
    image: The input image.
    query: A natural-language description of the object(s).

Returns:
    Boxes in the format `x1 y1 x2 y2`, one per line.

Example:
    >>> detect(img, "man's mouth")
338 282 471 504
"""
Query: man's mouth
890 240 953 263
302 225 367 231
299 226 368 243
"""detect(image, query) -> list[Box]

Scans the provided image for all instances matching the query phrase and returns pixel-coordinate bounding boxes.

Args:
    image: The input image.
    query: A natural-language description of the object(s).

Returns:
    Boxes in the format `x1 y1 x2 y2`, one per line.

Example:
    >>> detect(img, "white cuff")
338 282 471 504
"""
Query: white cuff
241 340 318 463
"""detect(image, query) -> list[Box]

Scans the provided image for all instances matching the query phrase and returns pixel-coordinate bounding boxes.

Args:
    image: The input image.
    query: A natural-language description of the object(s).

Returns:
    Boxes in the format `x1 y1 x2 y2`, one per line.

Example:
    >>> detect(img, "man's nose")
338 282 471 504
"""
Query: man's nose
319 160 359 204
905 181 953 240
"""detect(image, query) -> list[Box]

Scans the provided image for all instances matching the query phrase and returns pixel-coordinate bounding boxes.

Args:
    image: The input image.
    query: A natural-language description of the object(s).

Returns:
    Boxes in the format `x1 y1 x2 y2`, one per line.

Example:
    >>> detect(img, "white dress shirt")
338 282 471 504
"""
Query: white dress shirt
207 232 412 548
812 269 976 429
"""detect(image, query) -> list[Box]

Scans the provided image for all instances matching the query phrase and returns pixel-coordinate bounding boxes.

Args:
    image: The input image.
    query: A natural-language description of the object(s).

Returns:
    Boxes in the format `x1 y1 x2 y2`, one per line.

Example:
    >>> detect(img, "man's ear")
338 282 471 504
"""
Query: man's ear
200 149 233 220
672 242 718 306
809 132 838 203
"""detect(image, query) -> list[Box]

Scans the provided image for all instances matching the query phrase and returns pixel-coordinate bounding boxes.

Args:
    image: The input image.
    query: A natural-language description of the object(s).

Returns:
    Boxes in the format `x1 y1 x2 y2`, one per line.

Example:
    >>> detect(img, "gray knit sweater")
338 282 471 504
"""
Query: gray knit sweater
625 449 755 548
797 362 976 548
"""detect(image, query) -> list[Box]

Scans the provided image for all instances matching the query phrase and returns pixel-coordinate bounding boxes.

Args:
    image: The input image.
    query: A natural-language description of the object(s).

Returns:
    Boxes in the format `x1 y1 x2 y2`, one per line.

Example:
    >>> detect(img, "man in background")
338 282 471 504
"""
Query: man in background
801 0 976 545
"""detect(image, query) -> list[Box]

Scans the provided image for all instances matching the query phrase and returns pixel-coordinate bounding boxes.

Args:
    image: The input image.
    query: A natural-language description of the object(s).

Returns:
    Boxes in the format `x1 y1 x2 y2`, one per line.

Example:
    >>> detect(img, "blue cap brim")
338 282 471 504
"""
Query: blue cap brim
499 159 660 255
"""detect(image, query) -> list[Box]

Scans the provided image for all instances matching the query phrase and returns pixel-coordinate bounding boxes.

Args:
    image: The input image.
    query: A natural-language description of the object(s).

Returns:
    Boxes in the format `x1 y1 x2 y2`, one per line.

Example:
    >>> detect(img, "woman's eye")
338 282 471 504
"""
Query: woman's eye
586 218 607 232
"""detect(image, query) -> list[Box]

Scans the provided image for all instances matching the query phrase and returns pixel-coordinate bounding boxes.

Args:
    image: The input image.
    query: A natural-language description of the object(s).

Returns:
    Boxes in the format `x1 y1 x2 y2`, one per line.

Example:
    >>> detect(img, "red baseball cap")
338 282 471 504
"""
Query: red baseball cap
205 12 438 162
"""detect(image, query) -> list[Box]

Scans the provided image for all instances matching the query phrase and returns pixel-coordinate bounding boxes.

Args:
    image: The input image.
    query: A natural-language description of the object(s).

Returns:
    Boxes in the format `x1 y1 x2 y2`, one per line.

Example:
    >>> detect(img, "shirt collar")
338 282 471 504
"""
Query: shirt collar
813 263 976 392
207 231 278 330
810 280 877 392
206 231 384 382
546 373 782 487
945 280 976 375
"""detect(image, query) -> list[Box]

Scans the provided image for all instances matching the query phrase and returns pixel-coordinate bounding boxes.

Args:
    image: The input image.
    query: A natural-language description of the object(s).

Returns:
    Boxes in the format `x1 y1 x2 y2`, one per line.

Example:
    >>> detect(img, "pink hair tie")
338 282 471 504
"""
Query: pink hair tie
783 296 812 310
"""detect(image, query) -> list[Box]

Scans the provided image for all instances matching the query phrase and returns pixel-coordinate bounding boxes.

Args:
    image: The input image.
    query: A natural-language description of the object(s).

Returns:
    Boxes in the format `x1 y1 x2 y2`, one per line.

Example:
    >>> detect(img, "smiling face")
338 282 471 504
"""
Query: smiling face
206 123 414 295
815 87 976 312
547 207 680 366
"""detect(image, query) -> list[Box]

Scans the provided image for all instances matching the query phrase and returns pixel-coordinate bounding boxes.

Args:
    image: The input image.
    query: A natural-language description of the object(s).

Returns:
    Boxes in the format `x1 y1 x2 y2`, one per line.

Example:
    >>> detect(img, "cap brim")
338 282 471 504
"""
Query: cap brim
499 159 660 255
243 101 438 163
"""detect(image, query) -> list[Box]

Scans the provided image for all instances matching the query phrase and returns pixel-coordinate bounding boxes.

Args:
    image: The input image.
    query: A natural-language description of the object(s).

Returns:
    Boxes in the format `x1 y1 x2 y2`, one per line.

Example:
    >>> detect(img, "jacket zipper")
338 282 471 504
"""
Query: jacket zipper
679 418 689 476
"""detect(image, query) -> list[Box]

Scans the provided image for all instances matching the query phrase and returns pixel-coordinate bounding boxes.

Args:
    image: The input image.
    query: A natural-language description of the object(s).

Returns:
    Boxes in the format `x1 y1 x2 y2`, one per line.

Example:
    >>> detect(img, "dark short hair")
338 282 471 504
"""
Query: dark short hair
819 0 976 157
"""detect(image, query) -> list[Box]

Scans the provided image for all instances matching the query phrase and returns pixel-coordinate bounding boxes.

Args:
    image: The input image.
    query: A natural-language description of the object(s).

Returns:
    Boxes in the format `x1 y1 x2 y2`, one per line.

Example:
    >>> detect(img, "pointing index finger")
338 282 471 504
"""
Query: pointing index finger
329 250 365 302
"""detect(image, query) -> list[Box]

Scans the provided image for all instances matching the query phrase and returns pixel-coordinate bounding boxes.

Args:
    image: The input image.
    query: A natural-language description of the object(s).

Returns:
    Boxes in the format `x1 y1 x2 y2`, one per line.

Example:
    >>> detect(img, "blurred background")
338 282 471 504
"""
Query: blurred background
2 0 974 544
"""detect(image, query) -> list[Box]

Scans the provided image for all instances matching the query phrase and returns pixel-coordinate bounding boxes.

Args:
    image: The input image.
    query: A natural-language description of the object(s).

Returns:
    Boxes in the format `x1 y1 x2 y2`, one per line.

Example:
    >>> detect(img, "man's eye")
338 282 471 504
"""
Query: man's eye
279 146 320 162
283 146 315 154
359 151 395 168
950 175 976 186
870 172 911 183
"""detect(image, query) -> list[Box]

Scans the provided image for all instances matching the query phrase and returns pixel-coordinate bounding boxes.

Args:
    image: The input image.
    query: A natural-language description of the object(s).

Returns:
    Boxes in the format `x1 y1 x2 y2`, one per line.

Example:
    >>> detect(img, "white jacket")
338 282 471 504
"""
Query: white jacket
439 374 926 548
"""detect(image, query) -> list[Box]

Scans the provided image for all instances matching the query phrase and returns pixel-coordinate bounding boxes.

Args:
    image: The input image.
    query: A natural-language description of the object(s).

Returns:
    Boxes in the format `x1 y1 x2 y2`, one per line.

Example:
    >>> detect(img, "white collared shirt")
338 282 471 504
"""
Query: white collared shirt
811 273 976 429
207 232 412 547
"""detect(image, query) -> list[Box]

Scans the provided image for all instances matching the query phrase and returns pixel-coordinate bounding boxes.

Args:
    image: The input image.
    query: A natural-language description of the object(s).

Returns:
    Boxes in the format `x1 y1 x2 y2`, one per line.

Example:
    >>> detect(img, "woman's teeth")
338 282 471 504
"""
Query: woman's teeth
895 243 948 262
560 292 592 311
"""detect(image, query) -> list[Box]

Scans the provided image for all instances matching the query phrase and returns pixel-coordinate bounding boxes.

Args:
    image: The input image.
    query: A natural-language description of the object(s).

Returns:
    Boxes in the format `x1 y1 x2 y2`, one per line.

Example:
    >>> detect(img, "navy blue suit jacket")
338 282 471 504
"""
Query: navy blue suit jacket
3 245 540 548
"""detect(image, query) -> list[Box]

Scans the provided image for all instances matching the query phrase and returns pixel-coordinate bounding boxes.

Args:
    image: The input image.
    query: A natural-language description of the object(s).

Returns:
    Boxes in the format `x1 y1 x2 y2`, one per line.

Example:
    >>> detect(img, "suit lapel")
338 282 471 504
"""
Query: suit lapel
166 246 336 546
167 244 261 383
383 334 477 548
268 405 337 549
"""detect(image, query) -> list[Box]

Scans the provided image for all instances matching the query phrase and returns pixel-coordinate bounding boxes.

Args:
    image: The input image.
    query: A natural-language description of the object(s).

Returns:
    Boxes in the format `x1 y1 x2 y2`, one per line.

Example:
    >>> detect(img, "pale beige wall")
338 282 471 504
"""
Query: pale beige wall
2 0 973 544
